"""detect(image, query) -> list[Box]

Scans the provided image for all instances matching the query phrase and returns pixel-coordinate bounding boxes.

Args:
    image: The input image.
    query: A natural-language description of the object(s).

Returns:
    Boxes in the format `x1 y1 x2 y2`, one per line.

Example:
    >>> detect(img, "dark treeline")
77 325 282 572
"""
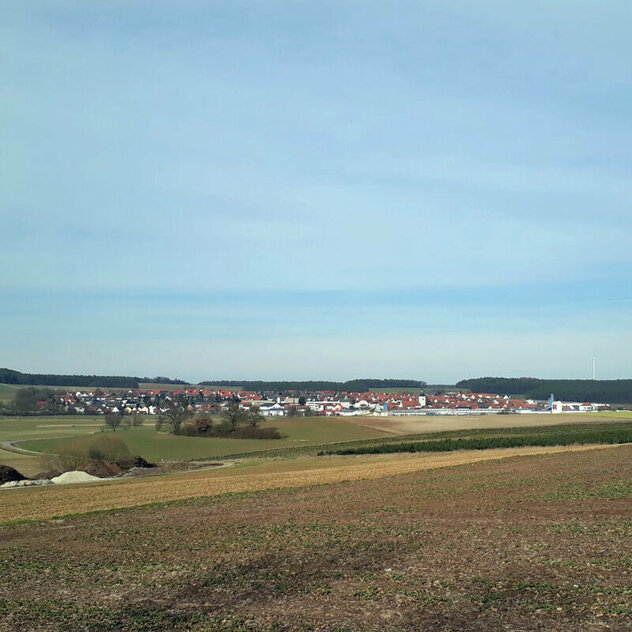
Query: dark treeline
0 369 186 389
143 376 189 385
456 377 632 404
198 378 426 392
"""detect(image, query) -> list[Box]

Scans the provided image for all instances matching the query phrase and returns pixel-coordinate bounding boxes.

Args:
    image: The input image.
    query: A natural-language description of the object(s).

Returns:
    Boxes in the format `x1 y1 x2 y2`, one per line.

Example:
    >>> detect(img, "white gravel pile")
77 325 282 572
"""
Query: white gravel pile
50 471 102 485
1 479 54 489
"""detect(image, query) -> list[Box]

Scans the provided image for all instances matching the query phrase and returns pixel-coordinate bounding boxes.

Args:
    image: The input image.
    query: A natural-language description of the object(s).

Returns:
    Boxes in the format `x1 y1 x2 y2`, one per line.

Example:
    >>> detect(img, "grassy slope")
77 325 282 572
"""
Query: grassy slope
17 417 390 462
0 452 43 477
0 416 106 476
0 416 104 443
6 413 632 471
0 384 19 403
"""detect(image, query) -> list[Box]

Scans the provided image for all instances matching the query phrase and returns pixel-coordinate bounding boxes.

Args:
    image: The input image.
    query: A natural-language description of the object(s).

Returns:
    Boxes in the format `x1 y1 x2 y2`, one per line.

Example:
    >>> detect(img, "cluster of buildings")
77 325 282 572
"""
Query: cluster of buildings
42 387 609 418
256 391 608 417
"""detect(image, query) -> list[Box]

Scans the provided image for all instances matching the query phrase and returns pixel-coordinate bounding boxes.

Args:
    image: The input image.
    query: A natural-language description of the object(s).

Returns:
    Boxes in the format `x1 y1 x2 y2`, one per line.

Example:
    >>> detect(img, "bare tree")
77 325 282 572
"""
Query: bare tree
160 402 192 435
248 407 264 429
104 412 122 432
220 403 247 431
131 412 144 427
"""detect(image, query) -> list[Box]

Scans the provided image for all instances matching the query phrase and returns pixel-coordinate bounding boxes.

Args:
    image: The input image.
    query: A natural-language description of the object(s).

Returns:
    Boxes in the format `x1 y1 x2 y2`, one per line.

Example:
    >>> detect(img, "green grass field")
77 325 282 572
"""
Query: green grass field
0 383 20 403
15 417 390 463
0 415 106 476
0 415 105 443
4 411 632 478
5 411 630 469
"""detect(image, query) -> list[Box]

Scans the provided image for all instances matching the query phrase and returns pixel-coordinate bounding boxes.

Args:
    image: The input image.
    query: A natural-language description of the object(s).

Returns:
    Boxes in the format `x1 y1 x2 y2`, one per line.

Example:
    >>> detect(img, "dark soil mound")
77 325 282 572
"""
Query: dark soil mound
77 460 123 478
0 465 27 483
32 470 62 480
116 455 156 470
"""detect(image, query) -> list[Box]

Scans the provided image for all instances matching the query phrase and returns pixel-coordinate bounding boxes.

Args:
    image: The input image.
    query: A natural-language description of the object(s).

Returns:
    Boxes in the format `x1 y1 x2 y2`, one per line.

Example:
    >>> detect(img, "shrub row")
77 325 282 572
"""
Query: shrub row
202 420 632 460
179 420 281 439
319 428 632 455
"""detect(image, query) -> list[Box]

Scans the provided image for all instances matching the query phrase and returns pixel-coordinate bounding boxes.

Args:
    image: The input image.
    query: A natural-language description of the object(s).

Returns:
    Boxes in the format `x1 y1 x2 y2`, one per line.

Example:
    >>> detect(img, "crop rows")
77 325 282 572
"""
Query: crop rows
219 420 632 460
320 425 632 455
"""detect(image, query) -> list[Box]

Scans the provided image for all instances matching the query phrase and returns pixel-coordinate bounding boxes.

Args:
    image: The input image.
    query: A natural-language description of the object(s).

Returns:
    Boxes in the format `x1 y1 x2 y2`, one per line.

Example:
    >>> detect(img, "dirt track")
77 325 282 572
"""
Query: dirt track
0 443 620 524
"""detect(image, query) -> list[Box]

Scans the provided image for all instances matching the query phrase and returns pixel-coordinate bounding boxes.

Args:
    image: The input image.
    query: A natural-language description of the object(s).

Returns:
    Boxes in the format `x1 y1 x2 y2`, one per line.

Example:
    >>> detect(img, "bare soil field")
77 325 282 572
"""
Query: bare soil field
0 444 612 524
348 411 632 435
1 445 631 631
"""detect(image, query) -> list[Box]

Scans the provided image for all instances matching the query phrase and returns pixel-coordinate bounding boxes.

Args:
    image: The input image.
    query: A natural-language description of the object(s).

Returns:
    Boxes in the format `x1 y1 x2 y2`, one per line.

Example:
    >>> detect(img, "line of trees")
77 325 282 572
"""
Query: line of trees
198 379 426 392
1 370 428 394
158 402 281 439
456 377 632 404
0 368 187 389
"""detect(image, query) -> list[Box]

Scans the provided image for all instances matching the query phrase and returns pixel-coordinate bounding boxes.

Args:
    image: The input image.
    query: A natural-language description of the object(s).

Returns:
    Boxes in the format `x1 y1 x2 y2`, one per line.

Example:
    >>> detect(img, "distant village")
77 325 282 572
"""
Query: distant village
37 387 610 417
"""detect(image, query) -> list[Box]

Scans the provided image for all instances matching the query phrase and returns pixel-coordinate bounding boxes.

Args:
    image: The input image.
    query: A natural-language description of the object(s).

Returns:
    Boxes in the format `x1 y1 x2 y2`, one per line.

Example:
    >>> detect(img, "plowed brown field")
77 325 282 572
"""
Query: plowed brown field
0 444 614 524
2 445 632 631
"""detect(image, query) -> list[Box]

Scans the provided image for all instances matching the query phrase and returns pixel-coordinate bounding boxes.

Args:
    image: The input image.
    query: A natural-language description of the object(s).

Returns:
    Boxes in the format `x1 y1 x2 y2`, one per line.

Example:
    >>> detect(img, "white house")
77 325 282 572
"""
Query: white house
259 403 286 417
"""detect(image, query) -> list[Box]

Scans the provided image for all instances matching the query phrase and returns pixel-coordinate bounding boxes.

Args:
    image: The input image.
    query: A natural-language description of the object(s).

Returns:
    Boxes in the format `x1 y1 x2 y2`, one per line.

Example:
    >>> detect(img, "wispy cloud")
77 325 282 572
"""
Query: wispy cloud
1 1 630 378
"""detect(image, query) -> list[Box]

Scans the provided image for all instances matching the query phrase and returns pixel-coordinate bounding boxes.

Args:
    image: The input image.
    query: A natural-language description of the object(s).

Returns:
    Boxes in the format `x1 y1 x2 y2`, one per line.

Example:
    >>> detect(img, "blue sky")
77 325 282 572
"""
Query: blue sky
1 1 630 382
